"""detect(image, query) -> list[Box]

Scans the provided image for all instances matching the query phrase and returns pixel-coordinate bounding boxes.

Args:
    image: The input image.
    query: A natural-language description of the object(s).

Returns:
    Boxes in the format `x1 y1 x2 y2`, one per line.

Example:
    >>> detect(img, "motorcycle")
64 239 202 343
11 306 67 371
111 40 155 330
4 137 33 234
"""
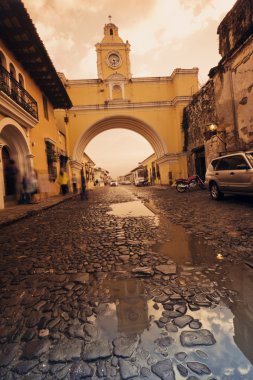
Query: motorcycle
175 174 205 193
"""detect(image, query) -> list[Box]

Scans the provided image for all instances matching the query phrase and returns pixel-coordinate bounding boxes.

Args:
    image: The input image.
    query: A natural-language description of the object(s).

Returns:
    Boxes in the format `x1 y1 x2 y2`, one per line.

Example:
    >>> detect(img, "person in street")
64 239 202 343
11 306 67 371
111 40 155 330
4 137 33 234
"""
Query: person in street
58 168 69 195
72 173 77 193
80 168 88 200
20 170 38 204
26 169 39 203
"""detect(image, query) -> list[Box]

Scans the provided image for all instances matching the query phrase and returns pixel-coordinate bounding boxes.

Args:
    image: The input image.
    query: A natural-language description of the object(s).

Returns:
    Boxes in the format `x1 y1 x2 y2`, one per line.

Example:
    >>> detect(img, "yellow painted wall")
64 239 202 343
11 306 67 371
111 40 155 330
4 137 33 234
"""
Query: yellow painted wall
66 73 198 105
56 24 198 186
63 100 190 153
0 40 63 197
55 71 197 185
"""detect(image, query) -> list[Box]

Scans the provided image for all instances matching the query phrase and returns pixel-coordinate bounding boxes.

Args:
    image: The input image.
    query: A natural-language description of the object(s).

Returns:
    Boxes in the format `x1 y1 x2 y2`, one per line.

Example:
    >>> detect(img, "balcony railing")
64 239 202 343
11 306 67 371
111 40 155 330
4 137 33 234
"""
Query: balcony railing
0 64 38 119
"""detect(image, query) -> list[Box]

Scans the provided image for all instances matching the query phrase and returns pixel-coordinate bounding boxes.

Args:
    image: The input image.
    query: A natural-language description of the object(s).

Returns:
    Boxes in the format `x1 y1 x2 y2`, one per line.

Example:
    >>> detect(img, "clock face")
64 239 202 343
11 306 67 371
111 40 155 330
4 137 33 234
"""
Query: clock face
107 52 121 68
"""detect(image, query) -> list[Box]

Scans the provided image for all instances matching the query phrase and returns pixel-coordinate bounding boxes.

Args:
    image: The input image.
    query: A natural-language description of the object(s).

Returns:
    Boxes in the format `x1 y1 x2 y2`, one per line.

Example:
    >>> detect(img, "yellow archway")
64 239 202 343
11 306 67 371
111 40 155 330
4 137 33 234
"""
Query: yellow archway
72 115 168 163
0 117 33 208
0 118 32 171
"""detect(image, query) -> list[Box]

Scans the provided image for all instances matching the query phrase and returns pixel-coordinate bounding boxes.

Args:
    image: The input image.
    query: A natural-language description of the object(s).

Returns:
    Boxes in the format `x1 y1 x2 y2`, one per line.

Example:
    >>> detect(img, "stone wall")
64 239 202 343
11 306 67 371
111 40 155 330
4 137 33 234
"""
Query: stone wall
212 36 253 151
185 0 253 176
218 0 253 58
184 80 217 174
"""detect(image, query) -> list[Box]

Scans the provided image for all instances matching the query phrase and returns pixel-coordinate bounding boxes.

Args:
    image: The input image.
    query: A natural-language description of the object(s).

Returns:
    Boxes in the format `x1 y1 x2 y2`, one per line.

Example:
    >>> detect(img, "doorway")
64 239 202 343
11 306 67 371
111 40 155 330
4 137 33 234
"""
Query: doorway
2 146 19 201
193 146 206 180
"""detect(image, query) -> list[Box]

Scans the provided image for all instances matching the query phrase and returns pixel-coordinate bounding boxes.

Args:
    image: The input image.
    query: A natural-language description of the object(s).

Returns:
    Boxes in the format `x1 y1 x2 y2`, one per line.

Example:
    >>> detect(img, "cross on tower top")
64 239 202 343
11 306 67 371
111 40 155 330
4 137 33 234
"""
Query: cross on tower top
108 15 112 23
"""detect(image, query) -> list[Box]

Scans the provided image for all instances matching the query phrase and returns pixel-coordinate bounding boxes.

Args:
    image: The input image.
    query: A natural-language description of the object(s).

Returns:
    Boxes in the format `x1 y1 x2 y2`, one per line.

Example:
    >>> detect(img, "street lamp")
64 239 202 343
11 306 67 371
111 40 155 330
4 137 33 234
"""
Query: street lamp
207 123 227 152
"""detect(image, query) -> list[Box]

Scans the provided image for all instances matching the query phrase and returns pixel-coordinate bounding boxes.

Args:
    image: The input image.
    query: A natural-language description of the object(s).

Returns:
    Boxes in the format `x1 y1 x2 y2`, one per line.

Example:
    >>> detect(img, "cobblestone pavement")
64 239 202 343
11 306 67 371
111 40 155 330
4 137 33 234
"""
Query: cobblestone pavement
134 185 253 264
0 186 252 379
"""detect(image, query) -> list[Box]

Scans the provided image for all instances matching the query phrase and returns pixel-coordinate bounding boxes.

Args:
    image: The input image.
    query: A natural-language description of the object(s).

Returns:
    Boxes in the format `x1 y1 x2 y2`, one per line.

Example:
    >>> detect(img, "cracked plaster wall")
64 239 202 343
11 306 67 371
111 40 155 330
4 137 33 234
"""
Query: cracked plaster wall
185 0 253 175
185 80 217 174
213 38 253 151
218 0 253 58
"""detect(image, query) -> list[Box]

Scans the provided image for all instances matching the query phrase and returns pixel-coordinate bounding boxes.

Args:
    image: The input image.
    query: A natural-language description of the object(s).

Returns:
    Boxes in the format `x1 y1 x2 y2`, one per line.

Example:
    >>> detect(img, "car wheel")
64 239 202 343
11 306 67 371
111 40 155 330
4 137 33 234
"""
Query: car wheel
210 182 223 200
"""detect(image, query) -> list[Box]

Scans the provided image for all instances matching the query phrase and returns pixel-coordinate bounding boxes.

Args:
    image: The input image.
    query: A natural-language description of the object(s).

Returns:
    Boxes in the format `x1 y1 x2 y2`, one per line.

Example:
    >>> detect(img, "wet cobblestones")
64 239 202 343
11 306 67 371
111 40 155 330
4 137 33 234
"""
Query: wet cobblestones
0 186 252 379
134 186 253 264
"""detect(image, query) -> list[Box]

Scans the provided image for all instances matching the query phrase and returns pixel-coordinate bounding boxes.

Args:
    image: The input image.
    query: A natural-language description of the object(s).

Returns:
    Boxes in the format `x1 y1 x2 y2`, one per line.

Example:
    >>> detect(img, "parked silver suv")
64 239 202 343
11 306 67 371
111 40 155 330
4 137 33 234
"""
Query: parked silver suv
205 151 253 200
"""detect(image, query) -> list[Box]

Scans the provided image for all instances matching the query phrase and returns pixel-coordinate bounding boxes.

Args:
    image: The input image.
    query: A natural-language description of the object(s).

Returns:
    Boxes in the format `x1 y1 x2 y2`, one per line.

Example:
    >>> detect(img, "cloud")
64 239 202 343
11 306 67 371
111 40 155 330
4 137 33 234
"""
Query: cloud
179 0 213 16
132 17 222 84
23 0 156 79
23 0 236 82
238 364 251 375
21 0 237 172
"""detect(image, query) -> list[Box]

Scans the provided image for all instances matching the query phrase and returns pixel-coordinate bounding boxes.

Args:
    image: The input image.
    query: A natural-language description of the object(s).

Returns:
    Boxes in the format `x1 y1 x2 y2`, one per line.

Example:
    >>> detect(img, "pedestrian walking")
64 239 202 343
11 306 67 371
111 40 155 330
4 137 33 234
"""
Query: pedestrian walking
58 168 69 195
20 169 38 204
26 169 39 203
80 168 88 200
72 173 77 193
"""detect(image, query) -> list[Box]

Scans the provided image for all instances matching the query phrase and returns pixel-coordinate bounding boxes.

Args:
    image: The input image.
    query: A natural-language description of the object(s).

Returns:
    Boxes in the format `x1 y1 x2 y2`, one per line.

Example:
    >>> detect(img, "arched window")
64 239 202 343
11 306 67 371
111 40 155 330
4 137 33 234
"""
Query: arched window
18 73 24 87
110 28 113 36
9 63 18 99
18 73 25 103
112 84 122 100
0 51 8 92
9 63 16 79
0 51 7 68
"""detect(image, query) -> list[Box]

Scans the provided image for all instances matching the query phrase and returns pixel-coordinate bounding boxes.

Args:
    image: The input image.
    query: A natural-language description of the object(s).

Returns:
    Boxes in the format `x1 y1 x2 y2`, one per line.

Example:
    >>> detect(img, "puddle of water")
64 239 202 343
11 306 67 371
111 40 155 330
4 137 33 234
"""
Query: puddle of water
102 199 253 377
107 201 156 218
96 279 150 339
108 200 216 266
214 263 253 366
93 275 253 379
152 220 216 266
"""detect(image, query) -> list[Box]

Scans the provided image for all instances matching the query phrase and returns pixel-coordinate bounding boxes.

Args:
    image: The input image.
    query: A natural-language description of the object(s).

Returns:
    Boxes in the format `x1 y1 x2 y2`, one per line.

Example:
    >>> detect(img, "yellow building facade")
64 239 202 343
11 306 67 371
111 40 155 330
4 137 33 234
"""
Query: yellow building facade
0 0 71 209
56 22 199 185
0 6 199 209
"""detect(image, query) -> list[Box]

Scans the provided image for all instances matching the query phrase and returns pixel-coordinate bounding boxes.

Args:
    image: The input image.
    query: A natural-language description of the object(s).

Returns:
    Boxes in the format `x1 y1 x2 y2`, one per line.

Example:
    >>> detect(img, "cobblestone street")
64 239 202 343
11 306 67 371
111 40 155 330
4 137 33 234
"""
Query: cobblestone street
0 186 252 379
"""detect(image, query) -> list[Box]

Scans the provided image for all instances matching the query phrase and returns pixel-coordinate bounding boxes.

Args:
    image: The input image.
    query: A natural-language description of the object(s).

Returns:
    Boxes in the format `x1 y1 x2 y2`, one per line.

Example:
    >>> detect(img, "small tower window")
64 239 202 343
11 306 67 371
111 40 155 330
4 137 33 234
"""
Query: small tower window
110 28 113 36
112 85 122 100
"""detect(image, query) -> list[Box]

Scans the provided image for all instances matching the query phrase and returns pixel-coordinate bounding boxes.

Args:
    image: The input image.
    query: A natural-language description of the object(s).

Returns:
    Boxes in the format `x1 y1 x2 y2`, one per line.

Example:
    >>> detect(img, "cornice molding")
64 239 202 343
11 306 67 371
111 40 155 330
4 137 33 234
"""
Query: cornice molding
0 91 38 129
66 68 198 86
69 96 192 112
69 160 83 170
157 152 187 165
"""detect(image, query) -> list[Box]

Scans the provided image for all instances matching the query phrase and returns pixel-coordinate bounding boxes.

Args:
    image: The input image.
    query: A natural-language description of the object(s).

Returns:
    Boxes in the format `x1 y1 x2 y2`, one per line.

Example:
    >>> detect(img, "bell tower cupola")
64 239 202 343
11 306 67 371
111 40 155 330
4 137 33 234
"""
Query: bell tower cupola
95 16 131 81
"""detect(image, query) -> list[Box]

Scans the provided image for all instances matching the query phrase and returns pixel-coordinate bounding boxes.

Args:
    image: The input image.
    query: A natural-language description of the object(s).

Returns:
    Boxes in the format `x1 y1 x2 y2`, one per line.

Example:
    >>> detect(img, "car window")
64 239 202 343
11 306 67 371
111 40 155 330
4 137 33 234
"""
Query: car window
217 155 247 170
246 152 253 167
210 159 219 170
228 155 248 169
216 157 230 170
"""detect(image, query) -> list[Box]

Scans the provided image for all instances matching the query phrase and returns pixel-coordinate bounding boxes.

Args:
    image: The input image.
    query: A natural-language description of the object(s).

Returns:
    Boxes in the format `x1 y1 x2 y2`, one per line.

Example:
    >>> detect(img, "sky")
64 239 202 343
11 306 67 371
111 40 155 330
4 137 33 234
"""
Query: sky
23 0 236 178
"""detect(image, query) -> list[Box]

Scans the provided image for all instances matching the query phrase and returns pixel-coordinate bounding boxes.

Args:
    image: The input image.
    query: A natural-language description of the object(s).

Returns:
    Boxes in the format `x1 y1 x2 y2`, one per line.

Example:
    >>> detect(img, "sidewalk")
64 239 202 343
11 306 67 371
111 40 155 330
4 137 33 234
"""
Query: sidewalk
0 193 77 227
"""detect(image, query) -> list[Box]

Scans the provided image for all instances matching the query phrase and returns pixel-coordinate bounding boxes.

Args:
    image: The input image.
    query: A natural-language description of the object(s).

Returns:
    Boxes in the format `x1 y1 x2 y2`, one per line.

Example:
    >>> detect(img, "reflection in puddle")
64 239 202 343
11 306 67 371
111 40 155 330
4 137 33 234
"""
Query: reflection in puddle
97 279 150 338
102 200 253 377
220 263 253 367
107 200 156 218
92 274 253 379
153 217 216 266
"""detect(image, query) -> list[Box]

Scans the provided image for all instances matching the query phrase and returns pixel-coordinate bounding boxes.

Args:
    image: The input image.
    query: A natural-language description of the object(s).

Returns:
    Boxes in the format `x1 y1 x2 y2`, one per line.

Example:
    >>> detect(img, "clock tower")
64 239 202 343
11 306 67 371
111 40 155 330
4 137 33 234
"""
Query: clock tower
95 18 132 81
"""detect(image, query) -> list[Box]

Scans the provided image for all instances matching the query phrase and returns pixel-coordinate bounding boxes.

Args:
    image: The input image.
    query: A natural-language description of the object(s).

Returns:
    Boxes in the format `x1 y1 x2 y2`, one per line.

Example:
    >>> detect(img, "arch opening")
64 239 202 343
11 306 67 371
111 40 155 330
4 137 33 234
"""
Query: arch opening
73 115 168 165
85 128 154 179
0 119 31 201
